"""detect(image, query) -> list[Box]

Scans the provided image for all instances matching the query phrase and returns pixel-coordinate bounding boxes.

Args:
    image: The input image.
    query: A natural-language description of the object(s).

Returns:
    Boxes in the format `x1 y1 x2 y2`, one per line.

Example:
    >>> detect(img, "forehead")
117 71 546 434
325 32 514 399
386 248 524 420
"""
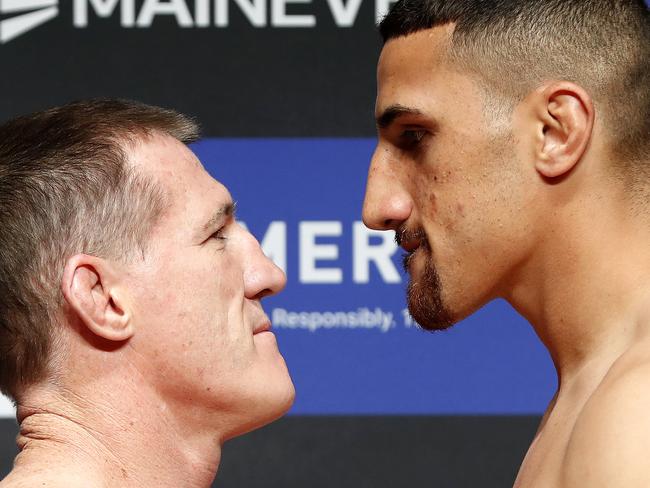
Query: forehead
376 25 494 129
377 25 462 108
127 133 231 224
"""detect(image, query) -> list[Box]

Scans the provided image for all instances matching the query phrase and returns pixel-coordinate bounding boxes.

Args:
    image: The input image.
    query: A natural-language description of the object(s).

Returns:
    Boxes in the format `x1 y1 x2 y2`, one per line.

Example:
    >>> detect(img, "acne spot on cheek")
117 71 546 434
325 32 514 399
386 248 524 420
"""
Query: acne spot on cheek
456 203 466 218
428 191 437 211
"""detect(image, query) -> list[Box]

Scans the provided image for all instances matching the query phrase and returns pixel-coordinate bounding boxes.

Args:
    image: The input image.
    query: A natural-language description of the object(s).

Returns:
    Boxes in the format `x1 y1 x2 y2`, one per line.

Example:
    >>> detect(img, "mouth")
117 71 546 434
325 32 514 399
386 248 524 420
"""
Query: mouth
253 321 272 335
397 226 431 274
396 226 425 254
400 237 421 253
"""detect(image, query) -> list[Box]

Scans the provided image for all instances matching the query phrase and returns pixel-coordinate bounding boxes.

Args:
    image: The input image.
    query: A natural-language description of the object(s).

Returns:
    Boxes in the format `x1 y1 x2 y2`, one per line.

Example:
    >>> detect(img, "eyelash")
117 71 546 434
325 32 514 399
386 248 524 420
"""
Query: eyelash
211 227 227 241
399 129 427 149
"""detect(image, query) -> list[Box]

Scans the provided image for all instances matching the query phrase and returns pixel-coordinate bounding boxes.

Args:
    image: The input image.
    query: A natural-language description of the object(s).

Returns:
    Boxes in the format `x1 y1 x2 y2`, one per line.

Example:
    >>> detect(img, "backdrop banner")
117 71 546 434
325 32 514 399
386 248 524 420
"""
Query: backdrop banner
195 138 556 415
0 1 577 486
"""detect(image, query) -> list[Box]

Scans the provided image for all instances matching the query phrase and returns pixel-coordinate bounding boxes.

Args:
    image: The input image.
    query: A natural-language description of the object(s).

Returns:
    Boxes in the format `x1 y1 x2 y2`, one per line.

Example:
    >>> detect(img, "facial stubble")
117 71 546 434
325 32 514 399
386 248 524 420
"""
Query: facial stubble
403 243 455 332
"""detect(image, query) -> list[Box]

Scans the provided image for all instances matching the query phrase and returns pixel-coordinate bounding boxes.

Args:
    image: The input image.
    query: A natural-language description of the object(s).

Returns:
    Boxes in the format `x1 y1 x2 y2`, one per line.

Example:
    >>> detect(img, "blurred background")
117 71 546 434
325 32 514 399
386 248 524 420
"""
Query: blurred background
0 0 566 486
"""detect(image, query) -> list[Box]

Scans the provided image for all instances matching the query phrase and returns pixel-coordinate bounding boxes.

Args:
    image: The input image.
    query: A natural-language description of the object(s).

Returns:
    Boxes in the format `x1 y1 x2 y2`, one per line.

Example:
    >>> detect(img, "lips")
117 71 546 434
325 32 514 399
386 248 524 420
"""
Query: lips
400 237 421 253
253 321 271 334
396 226 425 253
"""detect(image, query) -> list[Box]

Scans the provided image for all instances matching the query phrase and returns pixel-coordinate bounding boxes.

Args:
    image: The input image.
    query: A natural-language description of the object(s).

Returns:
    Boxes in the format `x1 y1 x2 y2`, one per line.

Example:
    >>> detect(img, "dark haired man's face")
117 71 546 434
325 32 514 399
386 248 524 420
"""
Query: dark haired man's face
363 25 530 330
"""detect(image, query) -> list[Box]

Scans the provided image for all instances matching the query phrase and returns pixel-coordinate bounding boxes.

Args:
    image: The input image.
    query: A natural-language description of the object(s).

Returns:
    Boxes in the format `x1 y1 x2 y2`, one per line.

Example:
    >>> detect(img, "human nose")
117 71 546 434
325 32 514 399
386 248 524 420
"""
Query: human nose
239 225 287 300
362 145 412 231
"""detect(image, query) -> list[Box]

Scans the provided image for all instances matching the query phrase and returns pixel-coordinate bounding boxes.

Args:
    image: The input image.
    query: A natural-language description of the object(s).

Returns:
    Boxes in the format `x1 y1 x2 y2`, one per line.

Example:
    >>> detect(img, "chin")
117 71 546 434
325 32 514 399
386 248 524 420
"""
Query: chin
408 275 494 331
408 301 456 331
263 362 296 418
266 378 296 421
223 367 295 441
405 255 456 331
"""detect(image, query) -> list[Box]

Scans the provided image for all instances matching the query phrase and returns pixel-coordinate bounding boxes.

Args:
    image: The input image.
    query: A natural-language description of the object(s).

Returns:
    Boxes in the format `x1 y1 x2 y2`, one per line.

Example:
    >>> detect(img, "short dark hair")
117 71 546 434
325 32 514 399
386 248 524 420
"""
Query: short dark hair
0 99 200 399
380 0 650 178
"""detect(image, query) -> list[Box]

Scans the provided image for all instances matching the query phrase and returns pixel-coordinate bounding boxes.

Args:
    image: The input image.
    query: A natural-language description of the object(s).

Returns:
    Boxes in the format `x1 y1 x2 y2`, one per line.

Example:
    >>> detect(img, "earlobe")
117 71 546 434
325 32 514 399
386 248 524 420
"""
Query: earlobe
61 255 134 343
534 82 594 179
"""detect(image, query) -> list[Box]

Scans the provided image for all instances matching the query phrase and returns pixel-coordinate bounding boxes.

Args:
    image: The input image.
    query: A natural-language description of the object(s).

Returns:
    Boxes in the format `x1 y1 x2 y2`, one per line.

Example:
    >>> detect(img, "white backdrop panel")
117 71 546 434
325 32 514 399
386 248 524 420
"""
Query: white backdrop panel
0 396 14 419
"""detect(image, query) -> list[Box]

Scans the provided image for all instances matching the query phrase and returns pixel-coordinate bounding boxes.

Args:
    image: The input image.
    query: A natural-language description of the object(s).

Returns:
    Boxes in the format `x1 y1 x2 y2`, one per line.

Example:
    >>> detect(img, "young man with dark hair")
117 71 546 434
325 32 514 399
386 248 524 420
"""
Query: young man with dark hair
0 99 294 487
363 1 650 486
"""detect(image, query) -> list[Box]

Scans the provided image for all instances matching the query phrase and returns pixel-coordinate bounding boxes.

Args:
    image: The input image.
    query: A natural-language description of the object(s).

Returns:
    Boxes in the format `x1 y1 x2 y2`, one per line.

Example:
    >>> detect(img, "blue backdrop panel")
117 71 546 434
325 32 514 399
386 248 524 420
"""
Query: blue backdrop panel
192 138 556 415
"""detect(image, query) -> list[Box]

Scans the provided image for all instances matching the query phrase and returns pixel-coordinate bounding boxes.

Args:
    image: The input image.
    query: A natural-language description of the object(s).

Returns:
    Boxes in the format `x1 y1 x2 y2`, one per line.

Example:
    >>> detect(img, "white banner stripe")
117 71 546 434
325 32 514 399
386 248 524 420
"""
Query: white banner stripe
0 395 15 419
0 0 57 14
0 6 57 44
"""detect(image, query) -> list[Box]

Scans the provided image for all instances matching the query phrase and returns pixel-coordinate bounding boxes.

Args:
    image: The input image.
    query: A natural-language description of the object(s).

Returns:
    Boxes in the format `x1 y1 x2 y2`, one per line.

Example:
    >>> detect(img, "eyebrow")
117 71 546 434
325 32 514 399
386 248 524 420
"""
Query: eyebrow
200 201 236 235
376 104 425 129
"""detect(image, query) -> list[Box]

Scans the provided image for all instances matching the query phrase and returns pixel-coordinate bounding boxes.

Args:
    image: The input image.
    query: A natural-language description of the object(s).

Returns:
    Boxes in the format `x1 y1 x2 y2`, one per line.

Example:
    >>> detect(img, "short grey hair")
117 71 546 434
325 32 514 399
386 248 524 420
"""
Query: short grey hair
0 99 200 399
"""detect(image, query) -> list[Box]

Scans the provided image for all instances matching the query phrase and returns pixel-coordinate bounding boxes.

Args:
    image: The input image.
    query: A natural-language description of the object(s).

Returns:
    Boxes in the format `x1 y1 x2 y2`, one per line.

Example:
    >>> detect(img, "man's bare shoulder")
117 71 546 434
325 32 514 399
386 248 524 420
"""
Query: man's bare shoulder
561 348 650 487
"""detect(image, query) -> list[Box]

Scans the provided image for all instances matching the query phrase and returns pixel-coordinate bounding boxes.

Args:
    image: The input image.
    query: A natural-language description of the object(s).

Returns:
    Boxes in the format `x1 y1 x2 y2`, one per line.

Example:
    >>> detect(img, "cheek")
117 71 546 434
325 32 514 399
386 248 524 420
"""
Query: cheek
132 261 211 331
416 164 466 234
455 203 466 219
409 161 440 220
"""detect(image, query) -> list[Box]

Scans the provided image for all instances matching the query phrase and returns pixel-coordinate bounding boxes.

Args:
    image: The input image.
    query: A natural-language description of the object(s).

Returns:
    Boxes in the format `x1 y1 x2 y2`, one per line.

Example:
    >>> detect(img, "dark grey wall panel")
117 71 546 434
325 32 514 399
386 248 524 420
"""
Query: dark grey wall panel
0 416 538 487
217 416 538 487
0 419 16 479
0 1 381 137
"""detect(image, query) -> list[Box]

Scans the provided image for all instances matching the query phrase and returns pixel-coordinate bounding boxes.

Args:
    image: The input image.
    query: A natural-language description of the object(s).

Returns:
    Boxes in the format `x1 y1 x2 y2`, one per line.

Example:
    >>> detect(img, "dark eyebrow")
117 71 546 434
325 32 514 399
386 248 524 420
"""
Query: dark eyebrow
376 104 424 129
200 201 236 235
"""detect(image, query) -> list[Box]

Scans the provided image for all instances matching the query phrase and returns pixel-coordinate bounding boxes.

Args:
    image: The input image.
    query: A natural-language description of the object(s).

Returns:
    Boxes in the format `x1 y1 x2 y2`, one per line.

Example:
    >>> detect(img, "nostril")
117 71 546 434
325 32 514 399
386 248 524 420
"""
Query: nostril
255 288 273 300
381 218 404 231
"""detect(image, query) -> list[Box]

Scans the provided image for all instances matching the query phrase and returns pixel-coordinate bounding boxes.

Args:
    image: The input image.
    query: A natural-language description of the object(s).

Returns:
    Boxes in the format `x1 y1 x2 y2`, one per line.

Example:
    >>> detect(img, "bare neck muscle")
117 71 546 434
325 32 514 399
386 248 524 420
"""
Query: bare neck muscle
1 385 222 488
510 180 650 487
509 192 650 387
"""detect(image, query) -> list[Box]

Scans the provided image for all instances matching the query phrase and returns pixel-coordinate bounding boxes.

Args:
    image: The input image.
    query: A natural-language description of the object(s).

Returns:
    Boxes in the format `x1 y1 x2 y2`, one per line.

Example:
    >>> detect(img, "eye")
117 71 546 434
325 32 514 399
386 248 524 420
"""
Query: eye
210 227 228 242
399 129 427 149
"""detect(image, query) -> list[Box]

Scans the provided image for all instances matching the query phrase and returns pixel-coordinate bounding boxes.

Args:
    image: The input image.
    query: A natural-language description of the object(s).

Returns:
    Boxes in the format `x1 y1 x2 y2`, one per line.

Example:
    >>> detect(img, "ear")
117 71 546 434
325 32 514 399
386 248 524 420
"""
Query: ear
533 82 594 179
61 254 134 343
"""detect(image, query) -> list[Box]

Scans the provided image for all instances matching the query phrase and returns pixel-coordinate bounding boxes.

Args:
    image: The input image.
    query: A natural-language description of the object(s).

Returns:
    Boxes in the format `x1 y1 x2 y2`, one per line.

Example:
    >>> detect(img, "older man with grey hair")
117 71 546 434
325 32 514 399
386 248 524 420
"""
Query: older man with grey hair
0 99 294 487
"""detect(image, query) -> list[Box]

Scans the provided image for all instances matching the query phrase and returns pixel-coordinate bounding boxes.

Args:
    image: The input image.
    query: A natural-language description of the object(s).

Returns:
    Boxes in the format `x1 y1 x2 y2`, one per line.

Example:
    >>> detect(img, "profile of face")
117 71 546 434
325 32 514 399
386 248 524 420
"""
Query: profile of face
119 134 294 439
363 25 533 331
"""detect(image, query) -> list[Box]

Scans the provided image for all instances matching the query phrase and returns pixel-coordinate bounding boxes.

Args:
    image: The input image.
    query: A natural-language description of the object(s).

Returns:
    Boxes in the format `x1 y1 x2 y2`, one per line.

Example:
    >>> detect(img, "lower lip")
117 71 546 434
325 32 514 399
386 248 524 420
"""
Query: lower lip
404 243 420 253
254 330 273 336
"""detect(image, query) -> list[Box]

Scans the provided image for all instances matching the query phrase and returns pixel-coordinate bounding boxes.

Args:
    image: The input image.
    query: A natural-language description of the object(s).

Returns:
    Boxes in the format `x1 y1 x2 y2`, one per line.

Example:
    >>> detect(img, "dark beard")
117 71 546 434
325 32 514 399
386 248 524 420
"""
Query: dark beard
402 246 454 332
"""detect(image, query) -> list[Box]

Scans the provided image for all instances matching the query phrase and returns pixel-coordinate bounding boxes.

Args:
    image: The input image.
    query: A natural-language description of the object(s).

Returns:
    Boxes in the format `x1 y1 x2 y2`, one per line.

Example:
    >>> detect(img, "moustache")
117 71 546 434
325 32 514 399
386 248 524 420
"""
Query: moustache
394 226 428 247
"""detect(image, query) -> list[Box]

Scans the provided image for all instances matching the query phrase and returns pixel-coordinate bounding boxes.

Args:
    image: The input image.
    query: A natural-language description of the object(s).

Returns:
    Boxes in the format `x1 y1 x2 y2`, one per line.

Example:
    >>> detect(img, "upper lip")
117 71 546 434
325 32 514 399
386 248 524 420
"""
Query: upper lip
396 231 421 253
396 227 425 253
400 237 421 253
253 321 271 334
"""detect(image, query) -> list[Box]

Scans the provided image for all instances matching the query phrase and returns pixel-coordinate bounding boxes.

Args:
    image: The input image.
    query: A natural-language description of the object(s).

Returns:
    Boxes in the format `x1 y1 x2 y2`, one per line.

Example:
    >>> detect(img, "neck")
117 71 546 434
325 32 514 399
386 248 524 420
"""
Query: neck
13 378 223 487
506 191 650 389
